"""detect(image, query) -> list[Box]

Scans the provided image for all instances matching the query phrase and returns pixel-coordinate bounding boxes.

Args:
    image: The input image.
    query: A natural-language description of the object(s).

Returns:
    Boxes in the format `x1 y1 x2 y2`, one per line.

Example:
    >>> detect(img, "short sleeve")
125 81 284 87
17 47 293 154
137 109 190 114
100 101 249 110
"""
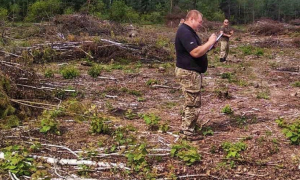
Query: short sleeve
178 32 198 53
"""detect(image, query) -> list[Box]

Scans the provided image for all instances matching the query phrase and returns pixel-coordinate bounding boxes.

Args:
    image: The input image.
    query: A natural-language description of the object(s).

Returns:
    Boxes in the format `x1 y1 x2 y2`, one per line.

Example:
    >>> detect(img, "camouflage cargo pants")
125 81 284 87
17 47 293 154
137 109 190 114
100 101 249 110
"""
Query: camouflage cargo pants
220 40 229 59
175 67 202 135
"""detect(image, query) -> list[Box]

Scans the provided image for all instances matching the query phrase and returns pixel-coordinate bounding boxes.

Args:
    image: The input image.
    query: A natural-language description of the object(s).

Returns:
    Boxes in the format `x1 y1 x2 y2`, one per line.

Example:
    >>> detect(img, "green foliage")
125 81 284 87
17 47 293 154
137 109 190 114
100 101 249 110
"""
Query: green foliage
239 45 264 57
125 143 149 171
125 109 138 120
60 66 80 79
222 141 247 159
170 141 201 165
64 7 74 14
120 87 142 96
113 126 136 146
221 72 234 82
25 0 62 22
159 123 170 133
0 145 36 176
156 36 170 48
142 113 160 130
79 0 105 17
291 81 300 87
90 116 110 135
221 105 233 114
0 7 8 20
141 11 163 24
257 91 270 100
201 127 214 136
39 109 62 135
88 64 102 78
276 117 300 145
109 1 139 23
254 48 264 57
44 69 54 78
146 79 159 86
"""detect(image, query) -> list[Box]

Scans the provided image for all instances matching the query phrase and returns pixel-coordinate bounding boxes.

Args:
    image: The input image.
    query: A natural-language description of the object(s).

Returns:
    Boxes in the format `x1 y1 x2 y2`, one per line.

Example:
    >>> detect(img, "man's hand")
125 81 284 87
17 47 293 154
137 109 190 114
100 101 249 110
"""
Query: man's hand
208 33 217 45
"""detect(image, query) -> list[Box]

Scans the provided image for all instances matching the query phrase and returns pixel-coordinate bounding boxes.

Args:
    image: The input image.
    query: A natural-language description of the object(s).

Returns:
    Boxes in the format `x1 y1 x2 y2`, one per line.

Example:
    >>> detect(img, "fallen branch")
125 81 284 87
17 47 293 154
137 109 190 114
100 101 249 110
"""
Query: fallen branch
98 76 117 80
75 47 94 59
10 99 57 108
0 152 130 170
0 50 22 57
152 85 179 89
105 95 118 99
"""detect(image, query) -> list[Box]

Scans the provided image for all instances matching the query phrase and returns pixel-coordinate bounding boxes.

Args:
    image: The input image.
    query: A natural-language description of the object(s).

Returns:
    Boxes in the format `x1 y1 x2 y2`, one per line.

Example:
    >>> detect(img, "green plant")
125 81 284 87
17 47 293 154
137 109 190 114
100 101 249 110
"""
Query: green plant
239 45 254 55
201 127 214 136
88 64 102 78
276 117 300 145
257 91 270 100
125 143 149 171
77 164 91 177
159 123 170 133
137 97 146 102
0 145 36 177
146 79 159 86
221 105 233 114
39 109 62 135
90 116 110 135
221 141 247 167
125 109 138 120
44 69 54 78
221 72 233 79
120 87 142 96
60 66 79 79
222 141 247 159
254 48 264 57
114 126 136 146
142 113 160 130
291 81 300 87
25 0 61 22
170 141 201 165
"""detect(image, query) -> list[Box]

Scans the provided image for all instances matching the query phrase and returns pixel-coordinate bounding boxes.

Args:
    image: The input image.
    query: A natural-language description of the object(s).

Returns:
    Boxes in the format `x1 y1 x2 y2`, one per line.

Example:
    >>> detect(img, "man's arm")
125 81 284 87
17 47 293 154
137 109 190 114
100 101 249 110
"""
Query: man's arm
220 30 232 38
190 34 217 58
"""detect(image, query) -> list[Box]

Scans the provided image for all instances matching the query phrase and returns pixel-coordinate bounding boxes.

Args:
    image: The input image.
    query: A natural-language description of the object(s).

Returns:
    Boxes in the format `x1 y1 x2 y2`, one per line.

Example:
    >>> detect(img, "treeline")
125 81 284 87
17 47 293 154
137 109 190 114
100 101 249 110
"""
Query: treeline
0 0 299 24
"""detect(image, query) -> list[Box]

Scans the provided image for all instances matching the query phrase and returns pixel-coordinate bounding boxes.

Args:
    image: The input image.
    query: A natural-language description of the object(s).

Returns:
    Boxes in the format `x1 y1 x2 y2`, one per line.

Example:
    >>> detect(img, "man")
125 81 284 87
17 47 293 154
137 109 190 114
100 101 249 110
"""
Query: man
220 19 234 62
175 10 217 140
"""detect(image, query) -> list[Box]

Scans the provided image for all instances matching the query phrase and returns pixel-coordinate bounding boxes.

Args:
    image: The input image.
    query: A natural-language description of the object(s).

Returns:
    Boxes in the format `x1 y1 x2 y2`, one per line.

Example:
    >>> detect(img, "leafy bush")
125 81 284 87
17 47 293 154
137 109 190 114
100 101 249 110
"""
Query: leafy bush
239 45 254 55
126 143 149 171
222 141 247 159
25 0 62 22
44 69 54 78
88 65 102 78
60 66 79 79
276 117 300 145
171 141 201 165
142 113 160 130
39 109 63 135
109 1 139 23
292 81 300 87
257 91 270 100
146 79 159 86
221 105 233 114
221 72 233 80
141 11 163 24
0 7 8 20
90 116 110 135
0 146 36 176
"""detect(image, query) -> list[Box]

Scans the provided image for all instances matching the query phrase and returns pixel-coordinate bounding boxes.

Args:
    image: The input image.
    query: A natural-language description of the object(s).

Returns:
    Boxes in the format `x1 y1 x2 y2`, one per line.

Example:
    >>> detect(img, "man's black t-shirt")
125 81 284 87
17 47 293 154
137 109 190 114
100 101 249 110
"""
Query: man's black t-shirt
175 24 208 74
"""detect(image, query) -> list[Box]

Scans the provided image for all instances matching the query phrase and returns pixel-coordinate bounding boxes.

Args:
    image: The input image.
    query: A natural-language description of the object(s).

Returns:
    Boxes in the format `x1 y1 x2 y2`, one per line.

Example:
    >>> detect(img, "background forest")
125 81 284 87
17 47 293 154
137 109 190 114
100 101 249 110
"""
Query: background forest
0 0 299 24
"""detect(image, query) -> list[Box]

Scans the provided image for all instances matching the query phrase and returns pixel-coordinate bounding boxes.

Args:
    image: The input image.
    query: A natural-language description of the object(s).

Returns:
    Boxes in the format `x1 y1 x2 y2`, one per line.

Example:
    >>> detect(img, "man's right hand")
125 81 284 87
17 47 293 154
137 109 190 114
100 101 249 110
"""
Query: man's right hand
208 33 217 45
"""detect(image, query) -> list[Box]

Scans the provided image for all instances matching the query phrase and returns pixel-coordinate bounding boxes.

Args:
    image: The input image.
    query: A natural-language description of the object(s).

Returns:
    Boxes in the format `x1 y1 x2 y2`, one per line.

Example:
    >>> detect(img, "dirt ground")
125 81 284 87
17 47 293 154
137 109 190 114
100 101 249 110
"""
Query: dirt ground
0 19 300 179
